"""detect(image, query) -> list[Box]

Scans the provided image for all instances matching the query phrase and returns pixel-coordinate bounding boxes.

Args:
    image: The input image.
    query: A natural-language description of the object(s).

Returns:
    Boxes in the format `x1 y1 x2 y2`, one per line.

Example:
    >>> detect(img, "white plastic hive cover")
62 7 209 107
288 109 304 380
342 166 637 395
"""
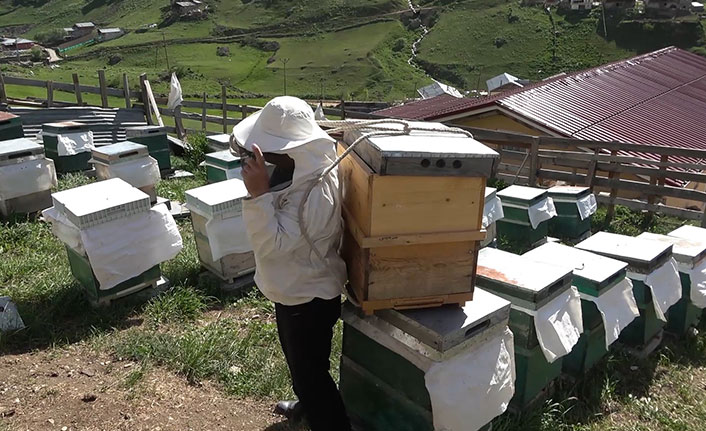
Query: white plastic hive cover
523 242 627 285
669 225 706 243
497 185 547 202
185 178 249 218
547 185 590 198
576 232 671 266
477 248 569 293
638 232 706 267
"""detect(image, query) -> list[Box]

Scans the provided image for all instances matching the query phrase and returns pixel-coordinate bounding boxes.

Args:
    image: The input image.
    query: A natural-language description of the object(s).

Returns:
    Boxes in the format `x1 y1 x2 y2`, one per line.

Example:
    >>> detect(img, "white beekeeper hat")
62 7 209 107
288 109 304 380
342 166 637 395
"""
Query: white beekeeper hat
231 96 334 154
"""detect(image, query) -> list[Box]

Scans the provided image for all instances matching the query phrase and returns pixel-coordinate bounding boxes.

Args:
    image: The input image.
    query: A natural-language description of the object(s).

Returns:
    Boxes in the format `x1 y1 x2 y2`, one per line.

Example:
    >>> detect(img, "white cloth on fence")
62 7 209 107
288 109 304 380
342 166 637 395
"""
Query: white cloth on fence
42 206 85 255
582 278 640 348
167 73 183 110
576 194 597 220
523 285 583 363
424 327 515 431
205 213 252 261
57 131 94 156
689 259 706 309
314 103 327 121
98 157 160 189
0 159 57 200
527 197 557 229
79 204 183 290
644 258 682 322
483 195 504 229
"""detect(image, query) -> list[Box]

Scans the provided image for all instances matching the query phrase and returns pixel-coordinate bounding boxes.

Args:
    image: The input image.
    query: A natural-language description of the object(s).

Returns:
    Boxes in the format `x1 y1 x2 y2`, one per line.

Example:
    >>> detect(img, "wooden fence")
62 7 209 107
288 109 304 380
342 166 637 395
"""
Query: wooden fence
2 70 706 225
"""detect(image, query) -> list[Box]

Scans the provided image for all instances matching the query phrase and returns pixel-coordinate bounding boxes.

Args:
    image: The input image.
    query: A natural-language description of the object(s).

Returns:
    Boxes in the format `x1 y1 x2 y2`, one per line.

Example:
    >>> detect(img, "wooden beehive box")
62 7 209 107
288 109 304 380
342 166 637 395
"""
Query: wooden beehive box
338 125 499 314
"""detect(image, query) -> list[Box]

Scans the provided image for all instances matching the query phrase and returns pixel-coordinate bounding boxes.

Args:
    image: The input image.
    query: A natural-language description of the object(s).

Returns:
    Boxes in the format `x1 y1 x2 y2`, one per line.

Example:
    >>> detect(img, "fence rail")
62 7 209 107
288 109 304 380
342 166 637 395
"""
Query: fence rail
3 70 706 225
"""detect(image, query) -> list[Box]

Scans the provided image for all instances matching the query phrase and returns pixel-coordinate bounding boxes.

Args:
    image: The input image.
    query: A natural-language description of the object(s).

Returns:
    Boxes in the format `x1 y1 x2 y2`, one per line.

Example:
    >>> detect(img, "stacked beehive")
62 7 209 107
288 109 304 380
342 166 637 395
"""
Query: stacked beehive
91 141 161 203
185 179 255 283
125 125 171 172
0 138 57 218
41 121 94 173
547 186 596 242
495 185 556 251
524 243 638 375
0 112 24 140
576 232 681 350
339 123 498 315
43 179 182 306
340 290 514 431
475 248 579 409
201 150 243 183
637 232 706 335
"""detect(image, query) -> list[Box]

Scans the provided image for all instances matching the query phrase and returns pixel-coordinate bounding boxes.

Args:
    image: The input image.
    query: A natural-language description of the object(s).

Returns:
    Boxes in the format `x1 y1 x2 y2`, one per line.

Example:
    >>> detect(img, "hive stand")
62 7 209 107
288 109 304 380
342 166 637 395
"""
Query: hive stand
638 232 705 335
475 247 573 409
340 288 511 431
576 232 673 354
524 242 630 375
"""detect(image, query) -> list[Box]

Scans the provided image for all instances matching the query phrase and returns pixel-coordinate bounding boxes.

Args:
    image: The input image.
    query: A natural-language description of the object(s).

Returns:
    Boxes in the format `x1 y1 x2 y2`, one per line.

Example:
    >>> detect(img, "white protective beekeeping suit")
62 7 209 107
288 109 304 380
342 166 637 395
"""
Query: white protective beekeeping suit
231 97 347 306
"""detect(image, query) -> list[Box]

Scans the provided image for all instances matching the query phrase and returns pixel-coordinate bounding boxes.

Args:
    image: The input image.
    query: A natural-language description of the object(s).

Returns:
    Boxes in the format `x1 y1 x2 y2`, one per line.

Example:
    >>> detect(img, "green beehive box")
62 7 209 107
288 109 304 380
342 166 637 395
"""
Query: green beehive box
547 186 592 240
497 185 548 223
512 344 563 409
476 248 573 349
340 289 511 430
496 218 549 251
125 126 171 171
637 232 705 334
561 323 608 375
42 121 93 173
65 245 161 306
524 242 629 330
496 186 552 250
203 150 243 183
0 112 24 140
576 232 672 346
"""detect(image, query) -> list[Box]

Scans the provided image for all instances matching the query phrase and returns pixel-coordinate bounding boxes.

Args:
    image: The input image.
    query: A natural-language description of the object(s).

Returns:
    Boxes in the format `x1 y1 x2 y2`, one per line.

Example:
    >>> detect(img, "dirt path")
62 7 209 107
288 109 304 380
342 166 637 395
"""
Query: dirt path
0 346 301 431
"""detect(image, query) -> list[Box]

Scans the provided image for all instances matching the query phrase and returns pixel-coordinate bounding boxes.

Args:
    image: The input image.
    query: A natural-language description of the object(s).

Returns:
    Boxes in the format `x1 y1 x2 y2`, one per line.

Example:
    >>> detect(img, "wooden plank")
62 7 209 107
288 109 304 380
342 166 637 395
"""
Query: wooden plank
72 73 83 105
241 105 247 120
455 126 535 148
201 92 207 131
338 144 373 236
540 135 706 160
122 74 131 109
0 74 7 104
341 229 370 302
539 149 706 171
221 86 228 134
46 81 53 108
595 195 702 221
143 80 163 127
359 292 473 315
159 107 241 126
97 69 108 108
528 139 539 186
605 149 620 222
139 74 153 125
173 106 186 139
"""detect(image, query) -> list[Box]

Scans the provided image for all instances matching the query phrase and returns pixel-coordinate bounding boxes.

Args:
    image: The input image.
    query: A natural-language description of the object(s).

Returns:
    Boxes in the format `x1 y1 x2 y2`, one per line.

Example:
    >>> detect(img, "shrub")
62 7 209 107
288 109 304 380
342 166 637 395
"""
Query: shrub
184 132 209 173
30 47 44 62
34 29 65 46
392 37 407 52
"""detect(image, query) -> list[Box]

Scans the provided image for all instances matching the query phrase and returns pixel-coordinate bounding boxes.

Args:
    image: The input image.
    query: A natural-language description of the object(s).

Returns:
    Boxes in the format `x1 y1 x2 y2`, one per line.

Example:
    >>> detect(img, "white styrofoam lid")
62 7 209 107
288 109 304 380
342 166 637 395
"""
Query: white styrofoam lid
0 138 43 156
206 134 231 145
547 185 590 196
576 231 671 263
363 121 498 159
496 185 547 201
669 225 706 243
92 141 148 157
185 178 248 207
637 232 706 262
523 242 627 284
477 247 571 292
485 187 497 200
52 178 148 218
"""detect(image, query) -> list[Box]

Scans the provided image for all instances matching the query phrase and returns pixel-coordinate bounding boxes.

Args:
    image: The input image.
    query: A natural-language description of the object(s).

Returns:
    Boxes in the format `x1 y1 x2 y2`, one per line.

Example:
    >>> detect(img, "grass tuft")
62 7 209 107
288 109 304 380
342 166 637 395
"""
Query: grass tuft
144 286 211 326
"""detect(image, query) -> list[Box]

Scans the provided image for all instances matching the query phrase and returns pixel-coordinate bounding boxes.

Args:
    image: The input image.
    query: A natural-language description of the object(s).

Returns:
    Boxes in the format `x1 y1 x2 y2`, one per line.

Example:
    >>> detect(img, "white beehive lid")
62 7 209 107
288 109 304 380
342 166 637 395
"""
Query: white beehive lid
184 178 248 218
51 178 151 229
637 232 706 269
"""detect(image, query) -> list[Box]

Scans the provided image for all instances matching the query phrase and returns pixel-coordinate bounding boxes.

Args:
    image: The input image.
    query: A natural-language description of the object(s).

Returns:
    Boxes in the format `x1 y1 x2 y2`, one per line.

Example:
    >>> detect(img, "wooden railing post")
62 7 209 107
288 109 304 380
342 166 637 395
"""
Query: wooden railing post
72 73 82 105
340 99 346 120
221 85 227 133
528 138 539 186
0 73 7 104
174 105 186 140
201 92 207 131
122 73 131 109
241 105 247 120
139 73 153 125
605 149 620 224
46 81 53 107
97 69 108 108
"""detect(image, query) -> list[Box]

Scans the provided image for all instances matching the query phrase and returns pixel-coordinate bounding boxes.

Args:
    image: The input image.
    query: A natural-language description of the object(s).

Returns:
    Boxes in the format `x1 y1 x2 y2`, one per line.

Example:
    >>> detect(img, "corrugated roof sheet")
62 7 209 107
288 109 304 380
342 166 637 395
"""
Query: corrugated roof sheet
375 47 706 186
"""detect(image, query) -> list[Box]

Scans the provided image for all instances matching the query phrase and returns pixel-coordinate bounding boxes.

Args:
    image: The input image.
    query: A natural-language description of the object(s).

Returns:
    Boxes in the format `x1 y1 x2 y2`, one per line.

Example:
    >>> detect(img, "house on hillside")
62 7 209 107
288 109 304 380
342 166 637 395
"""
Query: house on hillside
374 47 706 209
418 81 463 99
486 73 529 94
569 0 593 9
1 38 35 51
644 0 691 15
603 0 636 8
97 28 124 41
72 22 96 37
173 1 207 17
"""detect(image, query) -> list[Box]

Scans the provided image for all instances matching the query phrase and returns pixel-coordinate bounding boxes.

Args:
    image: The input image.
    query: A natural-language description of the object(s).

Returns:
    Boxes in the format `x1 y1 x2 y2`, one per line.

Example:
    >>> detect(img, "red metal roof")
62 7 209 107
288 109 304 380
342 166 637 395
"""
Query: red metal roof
375 47 706 186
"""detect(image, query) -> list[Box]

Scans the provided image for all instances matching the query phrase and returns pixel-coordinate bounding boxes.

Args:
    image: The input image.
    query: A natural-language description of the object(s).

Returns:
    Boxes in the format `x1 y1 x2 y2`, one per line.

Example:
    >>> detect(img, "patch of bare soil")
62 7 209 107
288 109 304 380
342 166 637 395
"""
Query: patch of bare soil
0 346 303 431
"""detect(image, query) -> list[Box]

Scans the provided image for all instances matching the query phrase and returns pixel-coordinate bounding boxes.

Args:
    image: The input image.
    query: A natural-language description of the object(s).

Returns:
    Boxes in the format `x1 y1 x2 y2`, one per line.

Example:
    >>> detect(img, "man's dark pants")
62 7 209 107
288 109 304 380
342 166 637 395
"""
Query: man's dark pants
275 296 352 431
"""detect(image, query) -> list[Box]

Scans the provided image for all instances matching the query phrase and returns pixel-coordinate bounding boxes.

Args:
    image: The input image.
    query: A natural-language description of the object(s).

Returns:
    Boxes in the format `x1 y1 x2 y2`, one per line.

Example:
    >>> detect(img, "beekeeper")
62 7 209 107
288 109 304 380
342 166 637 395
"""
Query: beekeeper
231 96 351 431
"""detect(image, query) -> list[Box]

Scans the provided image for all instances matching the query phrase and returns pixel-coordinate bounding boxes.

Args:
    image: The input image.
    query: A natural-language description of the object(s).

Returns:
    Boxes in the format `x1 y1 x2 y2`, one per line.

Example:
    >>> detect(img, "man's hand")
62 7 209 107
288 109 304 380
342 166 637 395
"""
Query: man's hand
242 144 270 198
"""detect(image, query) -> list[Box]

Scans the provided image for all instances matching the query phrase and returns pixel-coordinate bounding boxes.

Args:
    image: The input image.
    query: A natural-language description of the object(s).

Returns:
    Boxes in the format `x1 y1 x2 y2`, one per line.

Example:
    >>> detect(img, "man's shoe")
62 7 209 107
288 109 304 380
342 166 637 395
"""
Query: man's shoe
274 400 305 421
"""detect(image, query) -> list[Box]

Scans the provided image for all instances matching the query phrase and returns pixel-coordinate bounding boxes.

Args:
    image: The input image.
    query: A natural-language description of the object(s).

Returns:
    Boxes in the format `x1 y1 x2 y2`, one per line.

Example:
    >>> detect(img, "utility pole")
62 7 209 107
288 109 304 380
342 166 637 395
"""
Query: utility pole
280 57 290 95
162 33 170 71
